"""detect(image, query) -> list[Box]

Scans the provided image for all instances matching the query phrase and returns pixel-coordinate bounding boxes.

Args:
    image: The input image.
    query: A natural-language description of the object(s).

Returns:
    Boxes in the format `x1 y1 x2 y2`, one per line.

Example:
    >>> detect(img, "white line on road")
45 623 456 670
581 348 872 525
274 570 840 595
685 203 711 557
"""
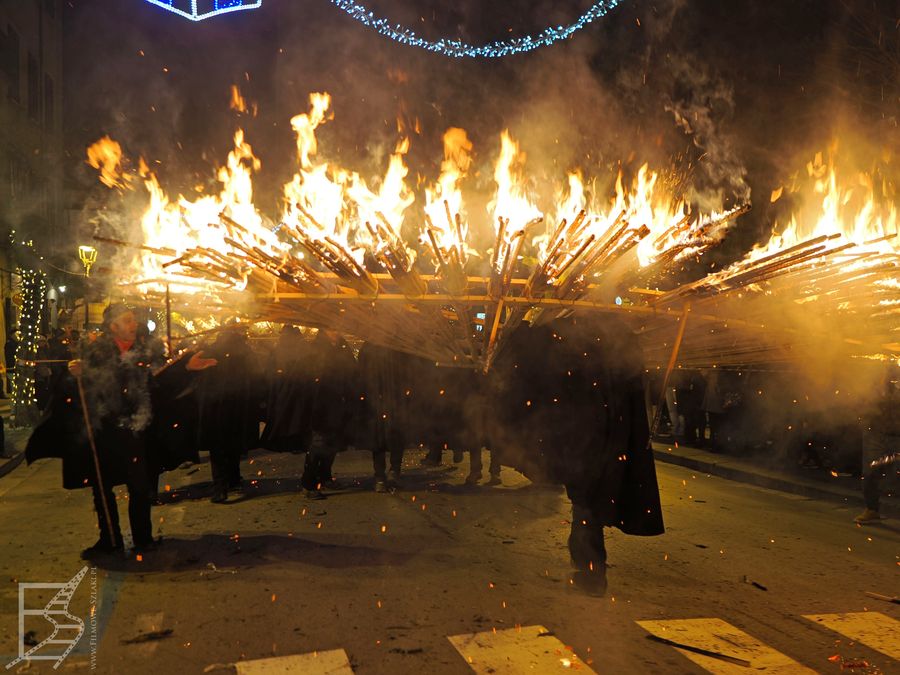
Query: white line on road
637 618 817 674
233 649 354 674
447 624 595 674
802 612 900 660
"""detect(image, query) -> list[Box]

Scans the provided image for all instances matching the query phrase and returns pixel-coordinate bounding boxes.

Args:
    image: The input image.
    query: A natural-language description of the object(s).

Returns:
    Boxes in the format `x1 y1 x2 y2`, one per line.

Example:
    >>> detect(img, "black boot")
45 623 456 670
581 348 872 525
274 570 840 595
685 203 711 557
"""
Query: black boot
81 536 124 560
210 482 228 504
568 505 608 597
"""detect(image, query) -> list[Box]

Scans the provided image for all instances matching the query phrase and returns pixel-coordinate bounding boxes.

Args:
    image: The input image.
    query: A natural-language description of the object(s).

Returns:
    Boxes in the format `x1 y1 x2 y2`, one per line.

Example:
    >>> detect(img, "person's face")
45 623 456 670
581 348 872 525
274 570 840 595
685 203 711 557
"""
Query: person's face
109 312 138 343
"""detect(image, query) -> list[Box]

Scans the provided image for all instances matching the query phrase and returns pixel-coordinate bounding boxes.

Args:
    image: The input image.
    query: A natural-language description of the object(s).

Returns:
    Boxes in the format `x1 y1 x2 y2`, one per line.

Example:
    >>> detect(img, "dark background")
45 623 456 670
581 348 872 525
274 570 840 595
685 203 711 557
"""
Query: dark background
61 0 899 264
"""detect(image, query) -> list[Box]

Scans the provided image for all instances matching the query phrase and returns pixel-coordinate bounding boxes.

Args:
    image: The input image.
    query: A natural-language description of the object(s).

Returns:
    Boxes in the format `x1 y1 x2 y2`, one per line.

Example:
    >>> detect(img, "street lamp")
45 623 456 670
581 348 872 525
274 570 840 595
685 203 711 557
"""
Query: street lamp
78 245 97 328
78 245 97 277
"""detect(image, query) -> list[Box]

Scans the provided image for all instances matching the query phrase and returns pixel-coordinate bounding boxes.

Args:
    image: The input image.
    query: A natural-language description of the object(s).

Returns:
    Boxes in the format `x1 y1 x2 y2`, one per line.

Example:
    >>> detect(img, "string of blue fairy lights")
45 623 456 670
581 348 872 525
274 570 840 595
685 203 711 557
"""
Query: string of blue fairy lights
142 0 625 58
326 0 626 57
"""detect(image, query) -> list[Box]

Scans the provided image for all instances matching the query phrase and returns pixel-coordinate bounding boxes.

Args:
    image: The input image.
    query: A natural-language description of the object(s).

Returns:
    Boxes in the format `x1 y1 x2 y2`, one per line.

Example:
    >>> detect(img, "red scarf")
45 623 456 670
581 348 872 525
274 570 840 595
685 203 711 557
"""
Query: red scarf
114 337 135 354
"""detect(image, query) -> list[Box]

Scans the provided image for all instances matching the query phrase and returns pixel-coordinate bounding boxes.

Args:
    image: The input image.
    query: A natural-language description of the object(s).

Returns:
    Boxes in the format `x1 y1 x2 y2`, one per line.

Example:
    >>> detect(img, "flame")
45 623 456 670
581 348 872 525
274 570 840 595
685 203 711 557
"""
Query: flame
423 127 474 264
748 151 898 262
489 131 542 271
136 128 284 294
86 136 131 189
87 92 743 305
490 131 542 231
347 136 416 243
229 85 248 114
541 164 731 273
282 93 352 243
281 94 416 268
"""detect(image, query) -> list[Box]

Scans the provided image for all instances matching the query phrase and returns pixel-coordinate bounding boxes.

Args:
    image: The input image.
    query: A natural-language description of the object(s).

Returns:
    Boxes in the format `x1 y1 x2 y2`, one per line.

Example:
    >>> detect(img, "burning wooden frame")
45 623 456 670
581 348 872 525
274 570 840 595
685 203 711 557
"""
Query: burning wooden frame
105 201 899 373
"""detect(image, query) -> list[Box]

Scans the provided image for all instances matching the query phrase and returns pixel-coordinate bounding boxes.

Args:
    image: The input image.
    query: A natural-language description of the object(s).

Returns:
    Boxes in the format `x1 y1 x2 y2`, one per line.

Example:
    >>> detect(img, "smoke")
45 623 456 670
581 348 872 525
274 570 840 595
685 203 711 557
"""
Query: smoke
663 58 750 211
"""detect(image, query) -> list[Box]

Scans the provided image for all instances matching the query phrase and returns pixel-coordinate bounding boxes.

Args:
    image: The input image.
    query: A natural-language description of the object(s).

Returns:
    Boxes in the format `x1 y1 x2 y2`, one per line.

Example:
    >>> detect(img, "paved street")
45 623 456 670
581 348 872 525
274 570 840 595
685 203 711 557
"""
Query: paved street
1 448 897 674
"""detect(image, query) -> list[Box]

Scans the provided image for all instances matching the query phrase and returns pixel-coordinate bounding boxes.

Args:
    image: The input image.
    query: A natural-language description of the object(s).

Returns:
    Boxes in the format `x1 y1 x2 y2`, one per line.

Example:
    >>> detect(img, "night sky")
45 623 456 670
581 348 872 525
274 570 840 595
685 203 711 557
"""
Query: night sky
60 0 898 265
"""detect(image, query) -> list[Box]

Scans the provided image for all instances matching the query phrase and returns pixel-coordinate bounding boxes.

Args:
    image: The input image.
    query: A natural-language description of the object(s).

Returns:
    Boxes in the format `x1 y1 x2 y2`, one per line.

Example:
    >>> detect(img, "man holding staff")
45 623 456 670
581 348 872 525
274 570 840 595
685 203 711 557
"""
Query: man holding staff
26 303 216 558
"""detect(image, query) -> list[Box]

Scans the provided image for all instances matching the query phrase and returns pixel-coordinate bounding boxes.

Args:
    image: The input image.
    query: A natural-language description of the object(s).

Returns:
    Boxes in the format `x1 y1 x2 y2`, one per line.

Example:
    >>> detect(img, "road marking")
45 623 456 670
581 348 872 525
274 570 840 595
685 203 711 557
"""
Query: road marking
802 612 900 660
637 618 816 674
233 649 353 674
447 624 595 674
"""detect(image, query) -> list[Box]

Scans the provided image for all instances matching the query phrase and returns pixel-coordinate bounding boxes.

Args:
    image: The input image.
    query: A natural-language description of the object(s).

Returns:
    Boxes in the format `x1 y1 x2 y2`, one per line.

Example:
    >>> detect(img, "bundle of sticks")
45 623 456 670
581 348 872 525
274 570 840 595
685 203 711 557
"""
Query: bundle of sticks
102 202 898 372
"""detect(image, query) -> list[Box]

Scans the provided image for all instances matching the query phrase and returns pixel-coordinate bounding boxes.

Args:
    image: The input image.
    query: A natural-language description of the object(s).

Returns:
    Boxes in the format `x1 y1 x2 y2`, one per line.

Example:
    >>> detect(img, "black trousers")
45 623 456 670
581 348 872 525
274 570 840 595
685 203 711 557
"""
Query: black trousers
210 444 243 490
91 431 152 548
372 423 404 480
469 447 501 476
301 429 342 490
565 486 608 574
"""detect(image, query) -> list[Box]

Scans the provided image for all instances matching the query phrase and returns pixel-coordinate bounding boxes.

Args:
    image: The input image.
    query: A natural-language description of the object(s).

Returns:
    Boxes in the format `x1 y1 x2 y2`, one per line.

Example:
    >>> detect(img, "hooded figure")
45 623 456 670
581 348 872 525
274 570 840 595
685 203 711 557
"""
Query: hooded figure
300 330 357 497
358 342 416 491
260 325 315 453
25 303 216 557
491 313 664 595
196 326 262 503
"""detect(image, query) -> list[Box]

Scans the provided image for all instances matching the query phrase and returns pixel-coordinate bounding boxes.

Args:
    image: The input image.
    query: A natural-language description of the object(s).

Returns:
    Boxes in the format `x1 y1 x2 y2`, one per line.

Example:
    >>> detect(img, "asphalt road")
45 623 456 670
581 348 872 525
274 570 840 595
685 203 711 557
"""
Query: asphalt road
0 448 897 674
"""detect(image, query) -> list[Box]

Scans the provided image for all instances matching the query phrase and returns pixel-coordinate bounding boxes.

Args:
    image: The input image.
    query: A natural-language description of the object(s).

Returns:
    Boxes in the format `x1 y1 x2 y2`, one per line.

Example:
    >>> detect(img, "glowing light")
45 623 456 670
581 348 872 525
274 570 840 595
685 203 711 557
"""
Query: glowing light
143 0 262 22
13 270 47 410
146 0 625 57
327 0 625 58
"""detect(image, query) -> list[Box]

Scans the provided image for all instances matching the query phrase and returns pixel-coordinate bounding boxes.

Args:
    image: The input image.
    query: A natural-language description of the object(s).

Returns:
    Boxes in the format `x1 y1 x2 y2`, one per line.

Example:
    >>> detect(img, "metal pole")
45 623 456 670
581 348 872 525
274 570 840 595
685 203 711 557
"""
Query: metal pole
649 302 691 439
75 372 117 546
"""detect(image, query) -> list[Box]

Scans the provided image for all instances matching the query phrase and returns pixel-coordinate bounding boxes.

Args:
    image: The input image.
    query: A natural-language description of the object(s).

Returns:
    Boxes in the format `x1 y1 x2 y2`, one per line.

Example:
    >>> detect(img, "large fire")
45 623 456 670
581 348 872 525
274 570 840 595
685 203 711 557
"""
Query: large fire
84 91 898 368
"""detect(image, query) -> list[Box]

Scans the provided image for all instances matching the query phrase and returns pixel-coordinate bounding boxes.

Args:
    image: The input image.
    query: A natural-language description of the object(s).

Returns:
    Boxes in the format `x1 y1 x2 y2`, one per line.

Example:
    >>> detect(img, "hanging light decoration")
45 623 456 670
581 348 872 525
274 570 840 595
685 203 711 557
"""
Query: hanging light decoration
141 0 626 58
12 269 47 411
326 0 626 58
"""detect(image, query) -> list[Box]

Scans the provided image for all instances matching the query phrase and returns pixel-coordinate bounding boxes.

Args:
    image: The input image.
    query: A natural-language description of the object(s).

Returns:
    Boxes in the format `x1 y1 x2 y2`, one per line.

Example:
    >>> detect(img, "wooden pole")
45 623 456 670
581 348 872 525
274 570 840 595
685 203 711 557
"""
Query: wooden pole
75 373 117 546
165 283 173 357
649 302 691 439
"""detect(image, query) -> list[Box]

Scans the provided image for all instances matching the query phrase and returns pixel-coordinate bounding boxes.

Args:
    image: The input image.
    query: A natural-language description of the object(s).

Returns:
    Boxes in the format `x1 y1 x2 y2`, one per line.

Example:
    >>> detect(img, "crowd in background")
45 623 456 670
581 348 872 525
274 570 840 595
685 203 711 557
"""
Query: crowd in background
652 366 898 480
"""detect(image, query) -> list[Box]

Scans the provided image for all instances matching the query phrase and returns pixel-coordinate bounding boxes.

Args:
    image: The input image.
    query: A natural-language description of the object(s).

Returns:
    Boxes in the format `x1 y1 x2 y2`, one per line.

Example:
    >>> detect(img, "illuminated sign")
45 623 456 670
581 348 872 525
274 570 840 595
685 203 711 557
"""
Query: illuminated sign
143 0 262 22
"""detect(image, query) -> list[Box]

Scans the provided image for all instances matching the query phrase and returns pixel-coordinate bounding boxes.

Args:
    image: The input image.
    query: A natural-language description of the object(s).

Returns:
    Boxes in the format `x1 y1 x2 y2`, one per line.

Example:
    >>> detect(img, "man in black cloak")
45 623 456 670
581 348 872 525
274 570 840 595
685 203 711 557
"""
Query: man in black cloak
25 303 216 557
197 325 262 503
301 329 357 498
459 368 501 485
358 342 415 492
259 325 314 454
491 313 664 596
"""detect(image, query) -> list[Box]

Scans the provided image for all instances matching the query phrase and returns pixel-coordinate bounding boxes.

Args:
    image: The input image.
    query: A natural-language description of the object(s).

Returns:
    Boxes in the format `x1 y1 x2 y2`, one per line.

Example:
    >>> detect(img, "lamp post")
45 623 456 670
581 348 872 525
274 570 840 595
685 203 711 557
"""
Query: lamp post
78 245 97 329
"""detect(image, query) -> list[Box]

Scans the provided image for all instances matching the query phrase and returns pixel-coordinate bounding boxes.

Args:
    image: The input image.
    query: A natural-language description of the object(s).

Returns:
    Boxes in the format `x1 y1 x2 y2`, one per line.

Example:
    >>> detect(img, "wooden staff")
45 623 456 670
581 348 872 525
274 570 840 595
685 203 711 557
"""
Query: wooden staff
165 284 173 354
75 373 117 546
92 235 177 257
649 303 691 438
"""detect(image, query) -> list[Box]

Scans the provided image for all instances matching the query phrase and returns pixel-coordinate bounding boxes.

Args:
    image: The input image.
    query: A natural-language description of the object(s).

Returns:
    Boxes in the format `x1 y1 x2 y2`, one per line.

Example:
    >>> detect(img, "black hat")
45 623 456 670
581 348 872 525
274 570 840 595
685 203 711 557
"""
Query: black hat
102 302 134 330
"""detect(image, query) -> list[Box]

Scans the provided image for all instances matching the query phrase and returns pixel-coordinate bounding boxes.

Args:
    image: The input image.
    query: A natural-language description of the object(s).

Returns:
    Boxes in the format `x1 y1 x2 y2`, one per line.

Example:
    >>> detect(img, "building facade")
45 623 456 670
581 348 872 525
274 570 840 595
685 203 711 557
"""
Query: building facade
0 0 63 395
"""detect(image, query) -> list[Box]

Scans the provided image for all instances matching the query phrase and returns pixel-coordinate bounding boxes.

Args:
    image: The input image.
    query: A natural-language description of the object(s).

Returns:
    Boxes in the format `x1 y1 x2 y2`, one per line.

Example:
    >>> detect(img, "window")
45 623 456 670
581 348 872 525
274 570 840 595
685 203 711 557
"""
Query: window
2 26 20 103
8 154 33 199
27 52 39 120
43 74 53 129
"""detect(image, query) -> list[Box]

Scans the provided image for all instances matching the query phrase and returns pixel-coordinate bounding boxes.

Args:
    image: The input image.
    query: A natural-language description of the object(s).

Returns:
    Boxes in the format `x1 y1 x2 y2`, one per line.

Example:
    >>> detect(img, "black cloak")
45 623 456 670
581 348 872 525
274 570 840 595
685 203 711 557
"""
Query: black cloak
491 314 664 536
